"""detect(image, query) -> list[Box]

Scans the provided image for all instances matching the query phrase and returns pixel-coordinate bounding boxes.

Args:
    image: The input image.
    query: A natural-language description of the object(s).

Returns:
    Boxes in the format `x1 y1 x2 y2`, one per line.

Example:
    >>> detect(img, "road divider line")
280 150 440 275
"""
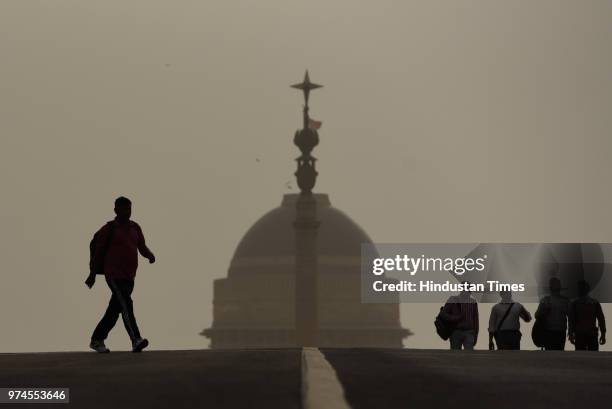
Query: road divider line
301 347 352 409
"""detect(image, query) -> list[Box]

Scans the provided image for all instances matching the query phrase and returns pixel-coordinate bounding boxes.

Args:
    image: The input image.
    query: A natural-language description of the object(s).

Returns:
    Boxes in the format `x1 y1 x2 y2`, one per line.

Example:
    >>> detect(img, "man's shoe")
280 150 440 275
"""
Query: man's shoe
89 340 110 353
132 338 149 353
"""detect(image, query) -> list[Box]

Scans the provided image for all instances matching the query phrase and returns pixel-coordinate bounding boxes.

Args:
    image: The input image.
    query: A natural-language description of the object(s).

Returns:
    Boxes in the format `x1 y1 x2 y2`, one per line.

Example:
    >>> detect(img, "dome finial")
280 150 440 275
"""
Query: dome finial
291 70 323 129
291 70 323 194
291 69 323 106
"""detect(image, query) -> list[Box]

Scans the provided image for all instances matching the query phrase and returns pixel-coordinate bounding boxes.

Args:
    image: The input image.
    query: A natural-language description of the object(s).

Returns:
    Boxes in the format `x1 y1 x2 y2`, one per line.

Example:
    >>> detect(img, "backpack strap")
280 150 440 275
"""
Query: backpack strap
496 303 515 333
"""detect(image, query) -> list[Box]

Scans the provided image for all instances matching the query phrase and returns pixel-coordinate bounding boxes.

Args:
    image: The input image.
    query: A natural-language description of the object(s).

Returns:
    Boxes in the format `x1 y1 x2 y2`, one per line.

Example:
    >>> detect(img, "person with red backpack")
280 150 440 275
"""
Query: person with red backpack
568 280 606 351
85 196 156 353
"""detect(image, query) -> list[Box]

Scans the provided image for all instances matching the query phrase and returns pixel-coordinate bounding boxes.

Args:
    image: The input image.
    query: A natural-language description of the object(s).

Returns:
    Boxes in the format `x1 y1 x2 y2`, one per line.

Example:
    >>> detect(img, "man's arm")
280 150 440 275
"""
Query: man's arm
564 298 570 332
138 241 155 262
567 300 576 335
136 224 155 263
519 305 532 322
567 300 578 344
488 305 497 350
488 306 498 334
473 302 479 344
596 301 606 344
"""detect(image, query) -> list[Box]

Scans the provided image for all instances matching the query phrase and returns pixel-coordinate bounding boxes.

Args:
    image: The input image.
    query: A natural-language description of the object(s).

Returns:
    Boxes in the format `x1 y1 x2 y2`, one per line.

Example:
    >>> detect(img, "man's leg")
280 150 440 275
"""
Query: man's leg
91 290 121 342
557 330 567 350
584 331 599 351
589 335 600 351
449 330 463 350
545 330 566 350
513 331 522 350
106 278 141 342
494 333 506 350
508 331 521 350
496 331 518 350
543 330 554 350
575 332 587 350
463 330 475 350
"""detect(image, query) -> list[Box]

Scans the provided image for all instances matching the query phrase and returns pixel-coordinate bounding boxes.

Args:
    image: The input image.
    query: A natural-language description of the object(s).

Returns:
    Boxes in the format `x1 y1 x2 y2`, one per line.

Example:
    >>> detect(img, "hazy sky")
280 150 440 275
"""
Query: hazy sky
1 0 612 352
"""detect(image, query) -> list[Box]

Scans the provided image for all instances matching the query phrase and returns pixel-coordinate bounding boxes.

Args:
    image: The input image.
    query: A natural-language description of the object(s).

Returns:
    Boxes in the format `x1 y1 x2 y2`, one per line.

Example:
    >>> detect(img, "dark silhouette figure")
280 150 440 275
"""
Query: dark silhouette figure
488 291 532 350
439 285 479 350
568 280 606 351
535 277 569 350
85 196 155 353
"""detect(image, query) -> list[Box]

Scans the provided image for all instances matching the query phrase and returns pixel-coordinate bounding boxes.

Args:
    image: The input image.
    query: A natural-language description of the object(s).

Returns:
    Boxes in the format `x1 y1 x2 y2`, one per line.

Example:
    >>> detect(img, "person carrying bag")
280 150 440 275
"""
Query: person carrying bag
489 291 532 350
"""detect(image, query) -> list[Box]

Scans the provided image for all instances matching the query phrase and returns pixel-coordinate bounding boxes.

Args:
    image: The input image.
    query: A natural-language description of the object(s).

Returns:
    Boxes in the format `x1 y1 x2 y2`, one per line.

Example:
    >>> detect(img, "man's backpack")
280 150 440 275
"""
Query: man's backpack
89 221 115 275
434 306 453 340
531 318 546 348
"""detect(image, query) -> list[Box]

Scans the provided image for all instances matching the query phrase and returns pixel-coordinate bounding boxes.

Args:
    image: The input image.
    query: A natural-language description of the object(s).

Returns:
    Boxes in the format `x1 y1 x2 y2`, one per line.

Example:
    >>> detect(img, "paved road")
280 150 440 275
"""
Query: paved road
322 349 612 409
3 349 612 409
0 349 301 409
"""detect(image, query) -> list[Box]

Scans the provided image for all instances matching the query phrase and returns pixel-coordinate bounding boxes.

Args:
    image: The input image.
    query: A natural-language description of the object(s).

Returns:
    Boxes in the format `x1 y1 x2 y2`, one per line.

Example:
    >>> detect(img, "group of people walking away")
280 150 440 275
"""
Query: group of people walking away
436 277 606 351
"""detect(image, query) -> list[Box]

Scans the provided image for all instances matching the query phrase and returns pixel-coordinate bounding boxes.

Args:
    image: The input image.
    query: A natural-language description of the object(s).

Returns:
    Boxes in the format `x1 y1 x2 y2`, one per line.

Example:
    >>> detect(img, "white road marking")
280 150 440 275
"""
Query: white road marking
301 347 352 409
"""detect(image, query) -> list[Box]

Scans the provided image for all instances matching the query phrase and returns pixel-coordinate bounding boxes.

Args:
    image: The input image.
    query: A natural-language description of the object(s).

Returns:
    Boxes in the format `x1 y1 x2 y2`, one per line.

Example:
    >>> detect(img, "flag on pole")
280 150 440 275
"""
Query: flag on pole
308 118 322 130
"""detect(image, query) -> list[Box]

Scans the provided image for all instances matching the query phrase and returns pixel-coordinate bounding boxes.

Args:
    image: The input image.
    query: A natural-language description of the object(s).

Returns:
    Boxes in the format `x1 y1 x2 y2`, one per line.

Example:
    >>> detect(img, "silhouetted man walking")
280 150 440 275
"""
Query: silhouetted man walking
568 280 606 351
85 196 155 353
440 285 479 350
488 290 531 350
535 277 569 350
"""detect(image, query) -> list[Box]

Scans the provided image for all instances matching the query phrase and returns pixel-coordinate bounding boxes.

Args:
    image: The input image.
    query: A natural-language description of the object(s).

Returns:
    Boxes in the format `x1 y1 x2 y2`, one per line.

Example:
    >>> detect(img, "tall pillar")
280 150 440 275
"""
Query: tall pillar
294 193 319 346
291 70 323 347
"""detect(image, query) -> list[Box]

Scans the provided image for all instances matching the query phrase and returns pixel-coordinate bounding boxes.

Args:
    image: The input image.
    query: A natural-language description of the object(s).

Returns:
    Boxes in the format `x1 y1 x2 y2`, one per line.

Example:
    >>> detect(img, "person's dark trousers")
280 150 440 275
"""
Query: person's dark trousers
543 330 566 350
91 277 141 342
449 329 476 350
495 330 521 350
575 330 599 351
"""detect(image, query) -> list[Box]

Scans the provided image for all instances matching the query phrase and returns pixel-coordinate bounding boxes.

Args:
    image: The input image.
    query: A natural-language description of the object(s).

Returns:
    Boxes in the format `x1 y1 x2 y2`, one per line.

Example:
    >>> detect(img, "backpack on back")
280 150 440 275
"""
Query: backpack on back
531 318 546 348
434 306 453 340
89 221 115 275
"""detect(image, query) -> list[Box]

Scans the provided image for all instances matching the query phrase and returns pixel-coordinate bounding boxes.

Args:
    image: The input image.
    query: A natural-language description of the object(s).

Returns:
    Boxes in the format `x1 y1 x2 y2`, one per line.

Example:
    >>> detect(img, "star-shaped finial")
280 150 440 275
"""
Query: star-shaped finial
291 70 323 105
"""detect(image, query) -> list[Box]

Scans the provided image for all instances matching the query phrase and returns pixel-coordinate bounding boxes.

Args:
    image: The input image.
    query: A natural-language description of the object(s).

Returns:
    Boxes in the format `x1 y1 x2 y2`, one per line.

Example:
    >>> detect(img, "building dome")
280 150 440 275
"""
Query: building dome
202 193 411 348
228 194 373 276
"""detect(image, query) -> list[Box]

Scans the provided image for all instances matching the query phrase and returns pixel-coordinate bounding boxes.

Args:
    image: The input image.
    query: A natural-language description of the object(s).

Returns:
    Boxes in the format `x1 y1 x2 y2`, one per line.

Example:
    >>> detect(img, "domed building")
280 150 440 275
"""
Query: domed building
201 72 411 348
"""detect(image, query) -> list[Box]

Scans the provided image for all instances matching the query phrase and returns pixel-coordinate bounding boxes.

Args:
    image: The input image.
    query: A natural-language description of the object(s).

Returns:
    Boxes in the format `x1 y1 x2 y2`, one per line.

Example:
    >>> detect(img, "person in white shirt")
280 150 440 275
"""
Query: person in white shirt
488 290 532 350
